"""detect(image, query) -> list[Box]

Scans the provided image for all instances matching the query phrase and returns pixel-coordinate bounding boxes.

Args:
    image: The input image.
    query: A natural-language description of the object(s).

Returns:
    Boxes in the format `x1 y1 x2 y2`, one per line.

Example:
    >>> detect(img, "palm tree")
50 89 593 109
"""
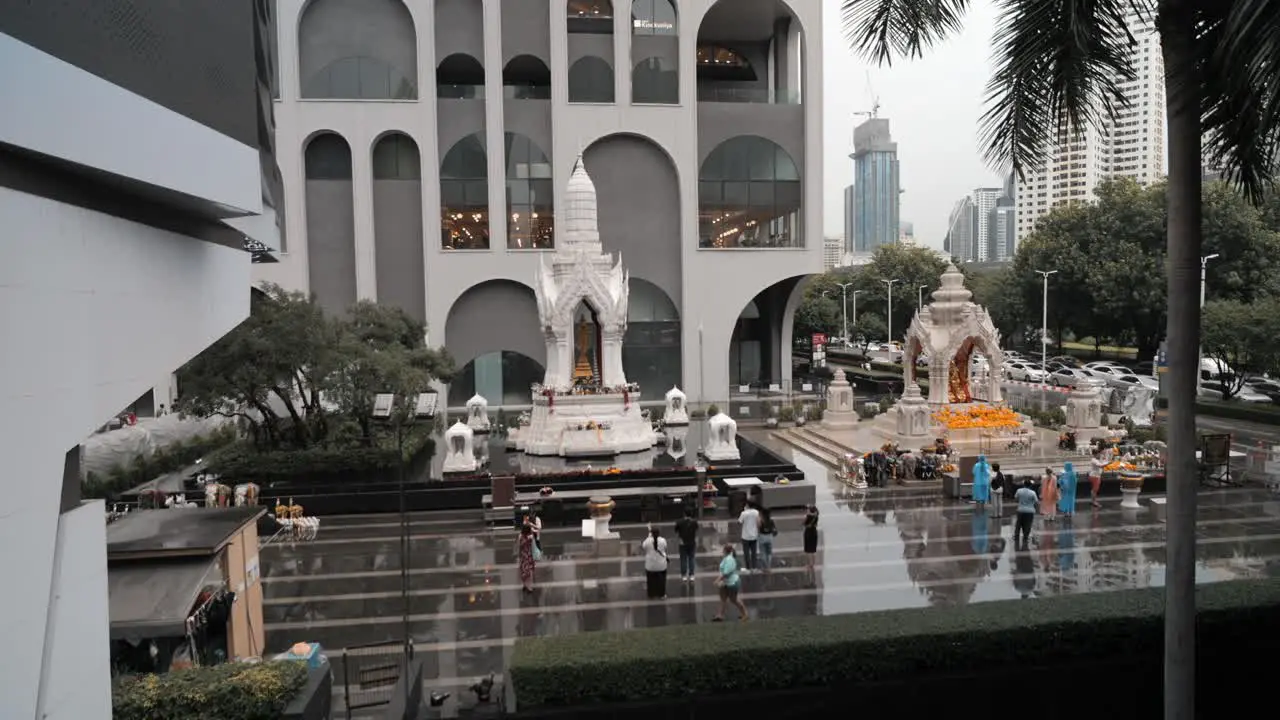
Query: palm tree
841 1 1279 717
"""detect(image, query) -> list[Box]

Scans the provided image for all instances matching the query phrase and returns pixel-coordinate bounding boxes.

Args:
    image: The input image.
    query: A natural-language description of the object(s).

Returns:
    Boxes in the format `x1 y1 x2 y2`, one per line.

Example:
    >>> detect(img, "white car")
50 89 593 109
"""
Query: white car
1050 367 1094 387
1082 364 1131 381
1111 374 1159 392
1005 361 1048 382
1201 381 1272 403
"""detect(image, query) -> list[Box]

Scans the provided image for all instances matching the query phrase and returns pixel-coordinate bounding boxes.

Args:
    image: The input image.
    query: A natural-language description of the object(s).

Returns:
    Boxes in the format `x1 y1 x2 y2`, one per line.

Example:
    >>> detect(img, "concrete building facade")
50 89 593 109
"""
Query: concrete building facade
0 2 280 717
256 0 825 405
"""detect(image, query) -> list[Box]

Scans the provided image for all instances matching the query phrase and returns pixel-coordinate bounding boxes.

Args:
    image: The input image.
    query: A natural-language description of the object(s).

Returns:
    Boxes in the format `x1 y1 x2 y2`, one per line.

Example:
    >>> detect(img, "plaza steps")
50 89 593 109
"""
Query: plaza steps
772 428 841 467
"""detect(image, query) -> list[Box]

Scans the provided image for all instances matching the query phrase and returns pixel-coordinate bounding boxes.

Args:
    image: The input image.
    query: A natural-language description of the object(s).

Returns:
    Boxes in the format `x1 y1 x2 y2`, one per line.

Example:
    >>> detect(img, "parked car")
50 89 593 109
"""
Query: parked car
1111 374 1159 392
1005 361 1048 382
1243 378 1280 403
1050 367 1094 387
1200 381 1272 403
1050 355 1084 367
1083 363 1132 380
1134 360 1156 376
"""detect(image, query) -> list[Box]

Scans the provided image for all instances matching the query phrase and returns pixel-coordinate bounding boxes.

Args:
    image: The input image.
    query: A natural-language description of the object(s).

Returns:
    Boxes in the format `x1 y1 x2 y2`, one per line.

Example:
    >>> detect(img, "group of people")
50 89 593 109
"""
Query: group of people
967 455 1097 549
513 500 821 622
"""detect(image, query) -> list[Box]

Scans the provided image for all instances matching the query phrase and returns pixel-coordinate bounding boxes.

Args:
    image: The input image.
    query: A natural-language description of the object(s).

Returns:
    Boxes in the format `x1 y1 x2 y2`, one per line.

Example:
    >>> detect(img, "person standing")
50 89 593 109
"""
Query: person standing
971 455 992 511
738 501 761 573
673 507 699 582
757 507 778 572
712 544 748 622
1058 462 1079 518
1039 467 1058 522
989 463 1006 518
524 507 543 552
802 505 820 573
1089 450 1105 508
1014 478 1039 549
516 524 537 593
640 527 669 599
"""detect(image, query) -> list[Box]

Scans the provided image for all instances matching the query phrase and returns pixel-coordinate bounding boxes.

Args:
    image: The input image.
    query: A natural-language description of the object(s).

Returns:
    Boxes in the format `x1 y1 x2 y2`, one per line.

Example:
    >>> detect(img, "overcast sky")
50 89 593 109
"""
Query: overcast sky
821 0 1005 249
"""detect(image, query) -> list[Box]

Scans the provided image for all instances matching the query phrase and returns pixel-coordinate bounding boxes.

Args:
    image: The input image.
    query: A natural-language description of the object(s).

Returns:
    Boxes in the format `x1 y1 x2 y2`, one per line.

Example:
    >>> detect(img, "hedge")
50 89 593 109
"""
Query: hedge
210 430 435 481
1195 398 1280 425
112 661 308 720
509 578 1280 709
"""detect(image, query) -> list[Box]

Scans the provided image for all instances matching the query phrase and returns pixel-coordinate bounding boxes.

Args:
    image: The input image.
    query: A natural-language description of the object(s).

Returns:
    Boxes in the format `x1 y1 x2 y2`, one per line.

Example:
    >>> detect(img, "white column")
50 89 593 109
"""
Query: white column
351 128 378 300
602 330 626 386
482 0 508 252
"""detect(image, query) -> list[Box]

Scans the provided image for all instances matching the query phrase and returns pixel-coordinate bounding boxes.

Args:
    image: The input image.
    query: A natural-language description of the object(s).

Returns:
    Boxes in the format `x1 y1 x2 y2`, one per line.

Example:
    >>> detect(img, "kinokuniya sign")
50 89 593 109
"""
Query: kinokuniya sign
632 19 675 31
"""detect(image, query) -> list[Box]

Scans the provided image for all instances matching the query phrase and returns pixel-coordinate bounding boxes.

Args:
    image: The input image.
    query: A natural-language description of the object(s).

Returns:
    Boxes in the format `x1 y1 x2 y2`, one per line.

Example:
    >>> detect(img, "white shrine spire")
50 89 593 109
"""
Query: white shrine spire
561 154 601 251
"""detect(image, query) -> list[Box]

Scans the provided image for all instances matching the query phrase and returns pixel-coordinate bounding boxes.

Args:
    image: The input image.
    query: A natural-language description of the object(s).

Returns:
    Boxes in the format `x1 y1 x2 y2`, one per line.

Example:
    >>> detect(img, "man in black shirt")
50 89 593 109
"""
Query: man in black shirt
674 508 699 582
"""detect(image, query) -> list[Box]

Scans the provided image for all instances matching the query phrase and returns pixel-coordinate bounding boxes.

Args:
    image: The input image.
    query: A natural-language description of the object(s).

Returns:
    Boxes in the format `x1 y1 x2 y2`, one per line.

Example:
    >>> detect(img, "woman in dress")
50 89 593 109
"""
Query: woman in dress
516 523 536 593
1039 467 1058 521
802 505 820 573
640 527 669 599
1057 462 1079 518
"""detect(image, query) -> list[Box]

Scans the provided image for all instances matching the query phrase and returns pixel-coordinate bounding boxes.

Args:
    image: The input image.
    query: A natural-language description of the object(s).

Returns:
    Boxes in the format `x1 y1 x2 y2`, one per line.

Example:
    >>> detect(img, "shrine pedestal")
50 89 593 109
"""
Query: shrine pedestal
823 369 859 430
894 385 931 438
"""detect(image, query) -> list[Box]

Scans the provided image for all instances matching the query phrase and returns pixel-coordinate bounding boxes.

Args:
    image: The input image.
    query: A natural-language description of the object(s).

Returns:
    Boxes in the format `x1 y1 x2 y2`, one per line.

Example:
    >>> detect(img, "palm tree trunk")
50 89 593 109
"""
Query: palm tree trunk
1159 4 1202 719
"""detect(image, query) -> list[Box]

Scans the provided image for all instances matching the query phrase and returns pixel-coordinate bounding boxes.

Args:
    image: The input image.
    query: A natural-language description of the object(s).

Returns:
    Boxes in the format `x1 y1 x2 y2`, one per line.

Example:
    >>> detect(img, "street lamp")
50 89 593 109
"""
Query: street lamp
918 284 929 309
881 278 901 345
850 289 862 345
1035 270 1058 377
836 282 854 342
1198 253 1220 396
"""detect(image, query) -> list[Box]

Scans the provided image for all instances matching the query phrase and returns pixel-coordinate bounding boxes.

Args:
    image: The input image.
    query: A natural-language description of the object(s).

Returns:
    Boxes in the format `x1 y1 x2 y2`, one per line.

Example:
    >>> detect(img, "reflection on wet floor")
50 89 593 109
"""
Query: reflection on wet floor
260 451 1280 714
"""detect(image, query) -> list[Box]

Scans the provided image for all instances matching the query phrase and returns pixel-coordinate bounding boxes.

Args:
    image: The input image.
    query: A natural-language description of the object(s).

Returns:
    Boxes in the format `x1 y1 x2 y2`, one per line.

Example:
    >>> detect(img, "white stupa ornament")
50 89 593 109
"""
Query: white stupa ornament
561 154 602 252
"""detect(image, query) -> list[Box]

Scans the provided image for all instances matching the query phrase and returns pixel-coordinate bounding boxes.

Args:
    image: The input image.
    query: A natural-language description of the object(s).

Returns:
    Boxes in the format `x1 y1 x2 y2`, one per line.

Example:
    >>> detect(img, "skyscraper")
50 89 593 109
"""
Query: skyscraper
946 197 977 262
843 184 855 254
1014 8 1166 242
972 187 1002 261
850 117 900 252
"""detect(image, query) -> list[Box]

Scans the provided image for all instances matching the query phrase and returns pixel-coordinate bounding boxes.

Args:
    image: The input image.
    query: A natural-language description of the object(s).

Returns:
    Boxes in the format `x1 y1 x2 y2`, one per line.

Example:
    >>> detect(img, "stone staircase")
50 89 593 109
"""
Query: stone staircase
771 425 862 468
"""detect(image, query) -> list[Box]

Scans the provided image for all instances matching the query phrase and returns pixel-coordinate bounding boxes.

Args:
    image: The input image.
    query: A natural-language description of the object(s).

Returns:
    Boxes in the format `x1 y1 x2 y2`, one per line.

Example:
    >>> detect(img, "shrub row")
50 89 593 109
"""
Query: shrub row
209 428 434 482
82 426 238 500
112 661 308 720
1194 398 1280 426
509 578 1280 709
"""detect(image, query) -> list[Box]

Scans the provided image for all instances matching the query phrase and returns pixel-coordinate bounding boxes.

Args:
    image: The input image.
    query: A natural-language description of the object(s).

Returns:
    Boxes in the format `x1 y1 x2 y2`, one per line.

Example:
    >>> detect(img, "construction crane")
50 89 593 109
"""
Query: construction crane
851 70 881 121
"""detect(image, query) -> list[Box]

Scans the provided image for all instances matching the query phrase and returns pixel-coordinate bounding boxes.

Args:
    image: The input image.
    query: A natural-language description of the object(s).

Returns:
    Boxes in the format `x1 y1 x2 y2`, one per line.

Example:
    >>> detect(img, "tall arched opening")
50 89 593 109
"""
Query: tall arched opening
298 0 417 99
303 132 356 316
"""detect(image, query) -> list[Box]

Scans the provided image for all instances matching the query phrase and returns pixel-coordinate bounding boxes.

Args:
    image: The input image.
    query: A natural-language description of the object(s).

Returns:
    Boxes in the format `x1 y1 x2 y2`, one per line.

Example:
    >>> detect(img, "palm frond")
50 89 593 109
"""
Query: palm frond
841 0 970 65
980 0 1142 178
1197 0 1280 203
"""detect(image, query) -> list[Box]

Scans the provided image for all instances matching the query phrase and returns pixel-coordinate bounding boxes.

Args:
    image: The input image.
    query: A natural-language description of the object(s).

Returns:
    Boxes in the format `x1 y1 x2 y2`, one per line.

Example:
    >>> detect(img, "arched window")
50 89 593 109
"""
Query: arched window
298 0 418 100
567 0 614 34
504 133 554 249
305 133 353 179
372 133 421 180
436 53 485 99
440 134 489 250
503 55 551 100
568 56 615 103
624 278 681 393
698 135 801 248
631 0 678 104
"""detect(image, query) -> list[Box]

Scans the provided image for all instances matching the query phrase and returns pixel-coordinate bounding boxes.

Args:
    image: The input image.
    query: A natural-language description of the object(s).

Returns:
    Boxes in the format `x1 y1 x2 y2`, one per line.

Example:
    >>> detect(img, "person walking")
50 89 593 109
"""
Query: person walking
516 523 537 593
524 507 543 552
757 507 778 571
1039 467 1058 522
674 507 699 582
712 544 748 622
1058 462 1079 518
1014 478 1039 549
802 505 819 573
1089 450 1105 508
971 455 992 511
738 501 761 573
640 527 669 599
989 463 1006 518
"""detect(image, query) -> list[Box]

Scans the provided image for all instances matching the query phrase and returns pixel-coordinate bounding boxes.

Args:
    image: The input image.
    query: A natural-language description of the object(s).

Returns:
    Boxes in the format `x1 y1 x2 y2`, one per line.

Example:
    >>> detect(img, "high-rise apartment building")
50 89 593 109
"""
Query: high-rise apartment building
1 2 281 717
823 236 844 269
849 117 900 252
972 187 1002 261
898 221 915 246
843 183 855 254
946 197 977 262
1014 8 1165 242
992 200 1016 261
255 0 824 401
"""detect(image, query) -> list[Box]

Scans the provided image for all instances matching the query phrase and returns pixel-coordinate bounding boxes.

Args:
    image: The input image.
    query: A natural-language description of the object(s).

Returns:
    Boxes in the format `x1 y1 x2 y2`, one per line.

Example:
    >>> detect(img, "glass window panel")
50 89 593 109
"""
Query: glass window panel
722 148 749 180
723 181 748 205
699 149 724 181
508 181 530 204
749 181 774 206
775 147 800 180
748 140 774 179
529 178 554 203
464 180 488 205
328 59 360 98
698 181 722 203
774 180 802 207
359 58 391 99
441 181 465 205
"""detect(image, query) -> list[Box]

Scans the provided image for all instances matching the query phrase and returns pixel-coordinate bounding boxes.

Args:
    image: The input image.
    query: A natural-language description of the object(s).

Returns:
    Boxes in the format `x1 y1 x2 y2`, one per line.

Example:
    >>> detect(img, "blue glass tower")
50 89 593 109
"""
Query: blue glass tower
850 118 900 252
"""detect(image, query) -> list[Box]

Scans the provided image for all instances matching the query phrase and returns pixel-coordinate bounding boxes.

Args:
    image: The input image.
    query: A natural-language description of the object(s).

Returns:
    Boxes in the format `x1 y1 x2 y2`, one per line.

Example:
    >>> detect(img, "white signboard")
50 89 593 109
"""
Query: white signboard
372 393 394 418
414 392 439 418
768 383 782 392
801 383 814 392
738 385 750 394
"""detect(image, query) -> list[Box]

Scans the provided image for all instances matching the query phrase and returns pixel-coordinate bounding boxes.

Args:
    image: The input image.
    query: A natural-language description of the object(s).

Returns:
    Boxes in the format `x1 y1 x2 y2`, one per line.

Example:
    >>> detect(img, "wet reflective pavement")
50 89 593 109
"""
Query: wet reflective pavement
260 449 1280 714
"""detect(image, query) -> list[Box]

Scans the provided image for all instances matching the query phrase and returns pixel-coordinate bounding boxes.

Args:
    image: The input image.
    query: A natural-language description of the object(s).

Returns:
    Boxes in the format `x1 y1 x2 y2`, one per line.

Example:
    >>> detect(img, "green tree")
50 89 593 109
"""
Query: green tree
854 312 887 353
1201 181 1280 302
842 2 1280 703
1201 298 1280 398
1008 202 1100 352
848 244 950 340
966 266 1028 344
792 291 841 338
176 285 342 449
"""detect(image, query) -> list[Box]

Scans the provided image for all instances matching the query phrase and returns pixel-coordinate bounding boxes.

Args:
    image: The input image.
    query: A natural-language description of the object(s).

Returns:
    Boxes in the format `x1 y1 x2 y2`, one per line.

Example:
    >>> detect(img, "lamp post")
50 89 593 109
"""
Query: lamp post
697 323 705 414
1197 254 1219 396
836 282 854 342
918 284 929 309
1035 270 1058 377
881 279 901 345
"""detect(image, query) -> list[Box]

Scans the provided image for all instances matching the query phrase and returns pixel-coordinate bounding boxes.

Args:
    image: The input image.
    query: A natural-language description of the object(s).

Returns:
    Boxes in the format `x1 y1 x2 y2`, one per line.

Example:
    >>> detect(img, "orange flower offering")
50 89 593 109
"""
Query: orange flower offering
1103 461 1137 472
931 404 1022 431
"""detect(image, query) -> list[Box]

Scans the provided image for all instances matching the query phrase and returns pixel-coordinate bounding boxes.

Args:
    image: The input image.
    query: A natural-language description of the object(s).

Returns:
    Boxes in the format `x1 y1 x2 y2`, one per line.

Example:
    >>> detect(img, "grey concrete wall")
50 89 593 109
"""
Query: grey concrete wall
567 32 613 68
697 103 805 177
298 0 417 96
499 0 550 65
568 56 615 103
503 102 554 167
372 179 426 323
305 180 357 316
434 0 485 61
583 135 681 307
444 280 545 369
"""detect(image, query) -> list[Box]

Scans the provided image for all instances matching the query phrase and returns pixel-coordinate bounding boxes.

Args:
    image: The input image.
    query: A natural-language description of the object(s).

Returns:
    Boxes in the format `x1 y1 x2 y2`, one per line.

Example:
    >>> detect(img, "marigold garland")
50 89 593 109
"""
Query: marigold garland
931 404 1022 431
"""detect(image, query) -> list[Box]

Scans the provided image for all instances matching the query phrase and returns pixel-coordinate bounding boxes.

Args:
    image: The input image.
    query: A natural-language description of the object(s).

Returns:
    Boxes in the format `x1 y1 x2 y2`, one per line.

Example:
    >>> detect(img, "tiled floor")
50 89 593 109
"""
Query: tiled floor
259 449 1280 717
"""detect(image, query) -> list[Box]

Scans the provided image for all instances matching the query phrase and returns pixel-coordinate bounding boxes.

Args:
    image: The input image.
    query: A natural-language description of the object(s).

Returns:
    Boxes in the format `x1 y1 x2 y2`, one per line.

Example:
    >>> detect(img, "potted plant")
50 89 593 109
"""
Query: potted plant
795 404 809 427
706 403 720 418
764 403 779 428
778 404 796 425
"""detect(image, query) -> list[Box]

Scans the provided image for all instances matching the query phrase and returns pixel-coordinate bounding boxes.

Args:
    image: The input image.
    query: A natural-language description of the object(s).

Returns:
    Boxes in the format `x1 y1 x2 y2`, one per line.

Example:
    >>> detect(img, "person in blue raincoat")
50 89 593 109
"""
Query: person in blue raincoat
972 455 992 510
1057 461 1079 517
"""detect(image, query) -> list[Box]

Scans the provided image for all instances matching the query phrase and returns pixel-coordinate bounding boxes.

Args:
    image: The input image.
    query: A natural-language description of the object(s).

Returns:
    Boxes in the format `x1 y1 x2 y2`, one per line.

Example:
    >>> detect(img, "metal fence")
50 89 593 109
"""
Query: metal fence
341 642 407 719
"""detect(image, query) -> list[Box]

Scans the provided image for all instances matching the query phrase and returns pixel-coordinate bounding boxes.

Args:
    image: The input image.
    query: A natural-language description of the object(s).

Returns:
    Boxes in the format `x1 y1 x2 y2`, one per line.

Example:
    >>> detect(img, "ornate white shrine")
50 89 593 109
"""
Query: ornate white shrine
512 156 658 458
666 425 688 462
466 394 490 433
823 369 859 429
903 264 1005 405
664 386 689 425
705 412 741 461
442 421 478 473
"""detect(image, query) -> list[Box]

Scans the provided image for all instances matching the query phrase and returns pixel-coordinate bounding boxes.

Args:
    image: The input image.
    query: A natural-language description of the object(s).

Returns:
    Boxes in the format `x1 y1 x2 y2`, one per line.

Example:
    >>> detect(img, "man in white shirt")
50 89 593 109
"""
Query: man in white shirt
738 502 761 573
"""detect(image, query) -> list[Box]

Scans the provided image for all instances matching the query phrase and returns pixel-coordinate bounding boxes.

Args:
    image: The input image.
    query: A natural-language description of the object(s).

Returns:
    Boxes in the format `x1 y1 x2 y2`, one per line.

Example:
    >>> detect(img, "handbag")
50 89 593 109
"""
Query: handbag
532 543 543 562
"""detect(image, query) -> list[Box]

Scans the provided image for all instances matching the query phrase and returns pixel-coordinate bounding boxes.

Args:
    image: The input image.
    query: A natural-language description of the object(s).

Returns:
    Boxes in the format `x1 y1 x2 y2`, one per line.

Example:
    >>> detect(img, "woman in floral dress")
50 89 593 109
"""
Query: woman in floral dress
517 523 537 593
